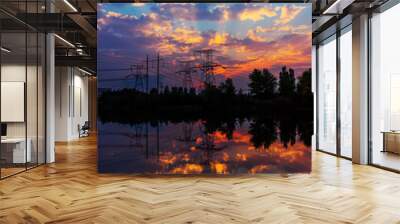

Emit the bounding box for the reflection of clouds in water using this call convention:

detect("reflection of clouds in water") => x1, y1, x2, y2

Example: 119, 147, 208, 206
98, 119, 311, 174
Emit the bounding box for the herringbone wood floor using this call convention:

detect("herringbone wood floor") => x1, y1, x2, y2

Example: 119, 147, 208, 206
1, 135, 400, 224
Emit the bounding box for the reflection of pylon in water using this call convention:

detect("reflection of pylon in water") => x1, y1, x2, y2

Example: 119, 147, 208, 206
126, 124, 144, 148
202, 134, 216, 151
176, 122, 196, 142
197, 124, 226, 152
197, 129, 227, 172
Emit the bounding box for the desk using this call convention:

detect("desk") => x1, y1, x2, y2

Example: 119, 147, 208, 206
382, 131, 400, 154
1, 138, 31, 163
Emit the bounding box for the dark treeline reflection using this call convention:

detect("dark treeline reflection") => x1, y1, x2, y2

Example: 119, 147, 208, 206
98, 114, 312, 174
98, 106, 312, 173
99, 110, 312, 150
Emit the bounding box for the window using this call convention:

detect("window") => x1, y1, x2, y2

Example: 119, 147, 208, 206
317, 35, 337, 154
0, 1, 46, 179
339, 26, 352, 158
370, 3, 400, 171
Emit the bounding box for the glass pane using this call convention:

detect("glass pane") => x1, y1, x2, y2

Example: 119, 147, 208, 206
1, 31, 27, 177
371, 5, 400, 171
317, 36, 337, 154
340, 28, 352, 158
26, 0, 39, 168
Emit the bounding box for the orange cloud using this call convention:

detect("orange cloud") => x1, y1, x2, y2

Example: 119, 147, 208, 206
171, 164, 203, 174
233, 132, 251, 144
267, 141, 309, 163
106, 11, 136, 20
141, 20, 173, 38
251, 25, 310, 35
222, 9, 230, 22
275, 6, 304, 25
209, 32, 228, 45
212, 131, 228, 144
246, 29, 268, 42
210, 162, 228, 174
236, 153, 248, 161
249, 165, 270, 174
238, 7, 278, 22
159, 152, 177, 165
172, 27, 204, 44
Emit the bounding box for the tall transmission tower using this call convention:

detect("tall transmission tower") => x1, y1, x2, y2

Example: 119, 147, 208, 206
176, 60, 196, 89
125, 64, 146, 92
194, 49, 222, 86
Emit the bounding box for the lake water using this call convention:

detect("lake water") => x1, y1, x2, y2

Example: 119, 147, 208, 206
98, 118, 311, 174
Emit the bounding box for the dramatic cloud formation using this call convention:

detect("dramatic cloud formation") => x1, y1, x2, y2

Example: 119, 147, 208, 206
238, 6, 278, 21
275, 5, 305, 25
98, 3, 311, 90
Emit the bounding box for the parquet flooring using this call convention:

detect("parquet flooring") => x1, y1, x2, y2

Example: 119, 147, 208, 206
1, 135, 400, 223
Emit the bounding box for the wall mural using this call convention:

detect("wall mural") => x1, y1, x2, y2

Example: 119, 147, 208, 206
97, 3, 313, 174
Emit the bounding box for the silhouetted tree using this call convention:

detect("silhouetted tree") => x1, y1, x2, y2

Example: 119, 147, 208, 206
249, 69, 263, 97
249, 69, 277, 99
219, 78, 236, 96
189, 87, 196, 95
296, 68, 312, 97
150, 88, 158, 95
279, 66, 296, 97
262, 69, 277, 99
164, 86, 170, 95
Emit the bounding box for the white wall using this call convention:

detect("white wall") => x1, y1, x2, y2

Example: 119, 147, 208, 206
55, 66, 70, 141
55, 66, 89, 141
1, 64, 42, 137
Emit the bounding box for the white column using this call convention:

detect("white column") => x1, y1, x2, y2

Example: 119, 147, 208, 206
352, 14, 369, 164
46, 32, 55, 163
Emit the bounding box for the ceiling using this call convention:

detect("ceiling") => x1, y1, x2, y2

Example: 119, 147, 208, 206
0, 0, 395, 74
0, 0, 97, 74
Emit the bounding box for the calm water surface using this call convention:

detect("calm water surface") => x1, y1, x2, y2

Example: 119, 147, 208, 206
98, 118, 311, 174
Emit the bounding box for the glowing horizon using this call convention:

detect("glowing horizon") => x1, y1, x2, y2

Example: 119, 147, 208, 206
98, 3, 312, 90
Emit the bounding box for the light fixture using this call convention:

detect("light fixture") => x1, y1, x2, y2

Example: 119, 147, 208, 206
63, 0, 78, 12
1, 47, 11, 53
78, 67, 93, 76
76, 48, 87, 56
54, 34, 75, 48
322, 0, 355, 15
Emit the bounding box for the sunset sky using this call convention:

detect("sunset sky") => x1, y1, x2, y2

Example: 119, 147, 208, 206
98, 3, 312, 90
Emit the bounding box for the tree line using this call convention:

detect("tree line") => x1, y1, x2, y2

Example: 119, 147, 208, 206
98, 66, 313, 122
249, 66, 311, 100
145, 66, 311, 101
